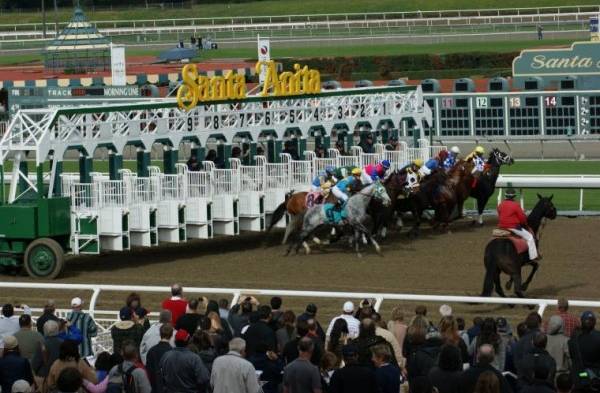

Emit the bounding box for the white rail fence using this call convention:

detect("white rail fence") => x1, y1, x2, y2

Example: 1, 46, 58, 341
1, 282, 599, 354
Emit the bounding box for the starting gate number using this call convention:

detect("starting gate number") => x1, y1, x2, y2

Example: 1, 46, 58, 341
476, 97, 488, 109
544, 96, 557, 107
442, 98, 454, 108
509, 97, 521, 108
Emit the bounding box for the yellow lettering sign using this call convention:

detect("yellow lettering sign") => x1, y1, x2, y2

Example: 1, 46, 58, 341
256, 60, 321, 97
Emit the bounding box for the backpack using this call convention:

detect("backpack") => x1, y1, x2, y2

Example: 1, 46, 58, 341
106, 364, 138, 393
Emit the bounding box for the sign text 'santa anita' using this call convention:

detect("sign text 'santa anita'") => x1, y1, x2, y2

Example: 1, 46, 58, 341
177, 60, 321, 110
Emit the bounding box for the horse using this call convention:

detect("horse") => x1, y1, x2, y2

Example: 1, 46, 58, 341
446, 159, 475, 220
470, 148, 514, 225
480, 194, 557, 299
369, 170, 408, 239
289, 181, 391, 257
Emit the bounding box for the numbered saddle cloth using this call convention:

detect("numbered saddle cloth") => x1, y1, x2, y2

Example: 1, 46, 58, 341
323, 203, 348, 225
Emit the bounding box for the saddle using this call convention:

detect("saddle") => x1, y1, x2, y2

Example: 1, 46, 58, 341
491, 228, 529, 254
305, 191, 325, 208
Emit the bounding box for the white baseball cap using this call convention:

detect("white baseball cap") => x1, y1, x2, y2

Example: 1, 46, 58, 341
11, 379, 32, 393
439, 304, 453, 317
343, 301, 354, 313
71, 297, 83, 307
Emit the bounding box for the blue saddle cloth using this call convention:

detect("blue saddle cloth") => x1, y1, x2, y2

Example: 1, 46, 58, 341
323, 203, 348, 224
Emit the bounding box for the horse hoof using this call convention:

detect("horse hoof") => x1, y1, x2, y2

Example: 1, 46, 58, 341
312, 237, 321, 245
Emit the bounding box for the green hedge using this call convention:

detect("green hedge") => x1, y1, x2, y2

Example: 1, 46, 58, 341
280, 52, 517, 80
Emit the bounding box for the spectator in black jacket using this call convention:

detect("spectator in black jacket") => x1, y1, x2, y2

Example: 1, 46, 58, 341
520, 363, 557, 393
247, 342, 284, 393
146, 323, 173, 393
243, 305, 276, 357
519, 333, 556, 386
460, 344, 512, 393
406, 317, 442, 383
429, 344, 463, 393
176, 298, 203, 335
353, 318, 397, 368
514, 313, 543, 374
328, 344, 378, 393
0, 336, 34, 393
298, 303, 326, 343
35, 299, 59, 335
568, 311, 600, 392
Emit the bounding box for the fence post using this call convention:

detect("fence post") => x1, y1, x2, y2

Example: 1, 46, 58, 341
89, 288, 101, 319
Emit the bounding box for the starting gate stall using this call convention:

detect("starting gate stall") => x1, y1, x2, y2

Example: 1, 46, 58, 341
282, 153, 312, 192
258, 156, 288, 229
329, 149, 360, 170
380, 141, 409, 170
179, 165, 213, 240
418, 138, 447, 161
205, 161, 239, 236
231, 158, 265, 231
149, 166, 187, 243
69, 179, 130, 254
60, 173, 80, 197
351, 146, 383, 168
305, 151, 336, 179
120, 169, 159, 247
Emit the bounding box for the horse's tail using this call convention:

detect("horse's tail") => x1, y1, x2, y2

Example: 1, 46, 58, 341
481, 244, 496, 297
267, 200, 288, 233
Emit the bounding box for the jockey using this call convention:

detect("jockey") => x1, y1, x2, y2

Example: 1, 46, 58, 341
401, 159, 423, 191
419, 151, 446, 178
311, 166, 337, 192
443, 146, 460, 171
497, 188, 539, 261
362, 160, 392, 185
332, 168, 362, 204
466, 146, 486, 175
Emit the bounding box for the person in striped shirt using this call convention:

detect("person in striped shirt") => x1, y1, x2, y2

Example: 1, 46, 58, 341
66, 297, 97, 357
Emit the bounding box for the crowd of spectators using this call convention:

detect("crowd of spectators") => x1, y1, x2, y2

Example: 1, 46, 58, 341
1, 287, 599, 393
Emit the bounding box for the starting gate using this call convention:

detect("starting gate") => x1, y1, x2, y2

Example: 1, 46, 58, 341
282, 153, 312, 192
149, 166, 186, 243
180, 165, 213, 240
231, 158, 265, 232
206, 161, 239, 236
258, 156, 288, 229
121, 169, 159, 247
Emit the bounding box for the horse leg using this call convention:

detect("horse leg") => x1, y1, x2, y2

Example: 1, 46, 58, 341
505, 278, 513, 291
521, 261, 539, 292
370, 236, 382, 256
476, 197, 485, 225
512, 273, 525, 298
282, 214, 297, 245
354, 229, 362, 258
493, 272, 507, 298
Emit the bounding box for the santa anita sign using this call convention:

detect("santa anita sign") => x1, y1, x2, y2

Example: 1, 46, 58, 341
513, 41, 600, 76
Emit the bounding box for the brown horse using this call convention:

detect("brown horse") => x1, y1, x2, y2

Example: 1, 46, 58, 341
267, 190, 338, 244
446, 159, 475, 220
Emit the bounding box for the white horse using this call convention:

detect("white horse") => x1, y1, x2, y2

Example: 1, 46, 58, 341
288, 181, 391, 257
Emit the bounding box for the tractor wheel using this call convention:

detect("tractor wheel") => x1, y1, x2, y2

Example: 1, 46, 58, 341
24, 238, 65, 279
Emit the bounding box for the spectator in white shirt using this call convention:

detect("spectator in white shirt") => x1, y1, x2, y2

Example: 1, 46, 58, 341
326, 302, 360, 339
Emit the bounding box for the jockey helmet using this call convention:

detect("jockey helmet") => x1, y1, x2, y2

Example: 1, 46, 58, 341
381, 160, 391, 169
325, 166, 335, 175
475, 146, 485, 154
413, 159, 424, 168
351, 168, 362, 176
450, 146, 460, 154
505, 188, 517, 199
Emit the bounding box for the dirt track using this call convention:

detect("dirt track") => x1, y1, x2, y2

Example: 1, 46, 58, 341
1, 216, 599, 324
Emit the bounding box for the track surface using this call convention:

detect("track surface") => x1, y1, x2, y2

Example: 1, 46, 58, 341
1, 216, 598, 324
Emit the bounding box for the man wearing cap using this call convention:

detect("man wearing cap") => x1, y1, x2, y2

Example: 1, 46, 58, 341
497, 188, 539, 261
0, 336, 34, 393
11, 379, 32, 393
328, 344, 378, 393
66, 297, 97, 357
297, 304, 325, 343
111, 306, 145, 355
35, 300, 59, 335
159, 329, 210, 393
326, 302, 360, 340
568, 311, 600, 391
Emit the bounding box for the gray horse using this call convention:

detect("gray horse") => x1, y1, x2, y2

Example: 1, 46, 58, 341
289, 181, 391, 257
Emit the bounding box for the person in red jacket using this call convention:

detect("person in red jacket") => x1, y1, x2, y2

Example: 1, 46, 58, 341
497, 188, 539, 260
161, 284, 188, 325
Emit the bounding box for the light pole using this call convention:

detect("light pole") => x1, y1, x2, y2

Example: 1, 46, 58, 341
42, 0, 46, 39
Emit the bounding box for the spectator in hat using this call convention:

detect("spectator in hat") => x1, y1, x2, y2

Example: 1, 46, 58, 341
47, 340, 97, 392
146, 324, 174, 393
66, 297, 97, 357
32, 320, 63, 386
328, 344, 378, 393
243, 305, 276, 357
161, 284, 188, 326
210, 337, 261, 393
568, 311, 600, 389
544, 298, 580, 338
35, 300, 59, 335
0, 336, 34, 393
111, 306, 146, 355
283, 337, 322, 393
13, 315, 43, 363
10, 379, 32, 393
326, 302, 360, 340
545, 315, 571, 373
176, 298, 203, 336
159, 329, 210, 393
140, 310, 174, 365
298, 304, 325, 343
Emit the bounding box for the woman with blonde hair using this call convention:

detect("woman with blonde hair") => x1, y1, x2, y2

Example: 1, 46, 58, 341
438, 316, 469, 364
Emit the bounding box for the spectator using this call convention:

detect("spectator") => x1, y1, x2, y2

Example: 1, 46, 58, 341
276, 310, 297, 353
326, 302, 360, 340
218, 299, 229, 320
328, 344, 377, 393
545, 315, 571, 373
306, 319, 325, 366
457, 317, 469, 345
270, 297, 284, 330
111, 306, 145, 355
497, 317, 516, 373
520, 362, 556, 393
405, 316, 441, 382
460, 344, 511, 393
283, 337, 322, 393
159, 329, 210, 393
334, 140, 347, 156
429, 344, 463, 393
411, 376, 436, 393
467, 317, 484, 347
248, 343, 284, 393
372, 313, 403, 365
229, 297, 257, 337
205, 149, 224, 169
514, 312, 543, 374
210, 337, 261, 393
353, 318, 397, 368
473, 318, 506, 371
55, 367, 82, 393
0, 336, 34, 393
537, 24, 543, 40
35, 300, 59, 335
544, 298, 580, 338
57, 319, 82, 345
161, 284, 188, 325
243, 305, 276, 357
567, 311, 600, 392
315, 145, 326, 158
387, 306, 408, 358
358, 134, 375, 154
191, 330, 217, 373
13, 315, 43, 363
146, 324, 174, 392
66, 297, 97, 357
439, 316, 468, 364
298, 304, 326, 343
10, 379, 32, 393
1, 304, 30, 345
120, 292, 150, 332
320, 351, 338, 390
520, 333, 556, 385
107, 342, 152, 393
186, 155, 200, 171
555, 373, 572, 393
140, 310, 174, 365
206, 311, 228, 355
176, 298, 203, 335
81, 351, 116, 393
371, 344, 401, 393
474, 371, 501, 393
283, 140, 300, 160
206, 300, 233, 342
47, 340, 97, 391
31, 320, 63, 387
326, 319, 349, 367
